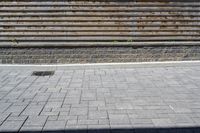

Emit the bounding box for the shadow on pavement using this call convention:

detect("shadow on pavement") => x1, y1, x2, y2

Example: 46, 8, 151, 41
0, 127, 200, 133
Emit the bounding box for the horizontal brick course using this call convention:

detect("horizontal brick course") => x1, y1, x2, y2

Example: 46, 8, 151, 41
0, 46, 200, 64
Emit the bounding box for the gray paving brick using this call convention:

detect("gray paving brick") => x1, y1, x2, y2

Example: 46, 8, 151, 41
24, 116, 48, 127
46, 87, 62, 92
18, 91, 36, 100
115, 103, 133, 110
65, 125, 87, 130
89, 101, 105, 107
3, 91, 23, 100
43, 120, 66, 130
169, 105, 192, 113
132, 123, 155, 128
50, 93, 66, 99
78, 120, 98, 125
58, 115, 77, 121
168, 114, 194, 124
40, 111, 59, 116
45, 101, 63, 108
88, 124, 110, 130
20, 126, 43, 132
6, 116, 28, 121
64, 97, 80, 104
109, 114, 130, 125
98, 119, 110, 125
71, 103, 88, 108
89, 111, 108, 119
152, 118, 174, 127
0, 120, 24, 132
21, 105, 44, 116
130, 118, 153, 125
67, 119, 77, 125
47, 116, 58, 121
78, 115, 88, 120
82, 91, 96, 101
33, 93, 50, 102
52, 106, 70, 112
5, 105, 27, 115
0, 86, 14, 92
69, 107, 88, 116
0, 112, 10, 125
59, 111, 69, 116
191, 117, 200, 125
0, 103, 12, 113
110, 124, 133, 129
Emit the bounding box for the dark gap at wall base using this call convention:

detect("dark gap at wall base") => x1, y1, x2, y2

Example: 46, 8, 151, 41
0, 46, 200, 64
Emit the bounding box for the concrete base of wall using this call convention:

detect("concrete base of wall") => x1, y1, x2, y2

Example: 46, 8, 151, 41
0, 46, 200, 64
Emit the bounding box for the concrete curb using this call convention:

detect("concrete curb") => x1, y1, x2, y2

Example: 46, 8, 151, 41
0, 61, 200, 70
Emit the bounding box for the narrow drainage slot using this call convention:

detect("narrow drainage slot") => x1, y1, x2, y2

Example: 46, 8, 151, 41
31, 71, 54, 76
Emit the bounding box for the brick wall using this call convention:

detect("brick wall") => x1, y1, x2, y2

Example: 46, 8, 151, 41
0, 46, 200, 64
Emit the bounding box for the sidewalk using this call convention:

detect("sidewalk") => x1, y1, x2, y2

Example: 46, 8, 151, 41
0, 62, 200, 133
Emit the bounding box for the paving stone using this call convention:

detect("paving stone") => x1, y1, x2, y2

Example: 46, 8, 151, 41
40, 111, 59, 116
65, 125, 88, 130
0, 120, 24, 132
18, 91, 37, 100
78, 115, 88, 120
21, 105, 44, 116
59, 111, 69, 116
24, 116, 48, 127
89, 101, 105, 107
7, 116, 28, 121
98, 119, 110, 125
20, 126, 43, 132
89, 111, 108, 120
0, 112, 10, 125
64, 97, 80, 104
69, 107, 88, 116
82, 91, 96, 101
191, 117, 200, 126
152, 118, 174, 127
172, 107, 192, 113
130, 118, 153, 125
3, 91, 23, 100
45, 101, 63, 108
168, 114, 194, 124
132, 123, 155, 128
47, 116, 58, 121
58, 115, 77, 121
109, 114, 130, 125
89, 124, 110, 129
5, 105, 27, 115
115, 103, 133, 110
33, 93, 50, 102
50, 93, 66, 99
0, 103, 12, 113
78, 120, 98, 125
43, 120, 66, 130
71, 103, 88, 108
67, 119, 77, 125
46, 87, 62, 93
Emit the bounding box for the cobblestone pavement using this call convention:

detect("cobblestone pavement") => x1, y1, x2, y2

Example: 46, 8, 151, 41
0, 62, 200, 132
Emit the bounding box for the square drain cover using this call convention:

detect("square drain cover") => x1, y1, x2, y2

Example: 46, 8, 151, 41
32, 71, 54, 76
